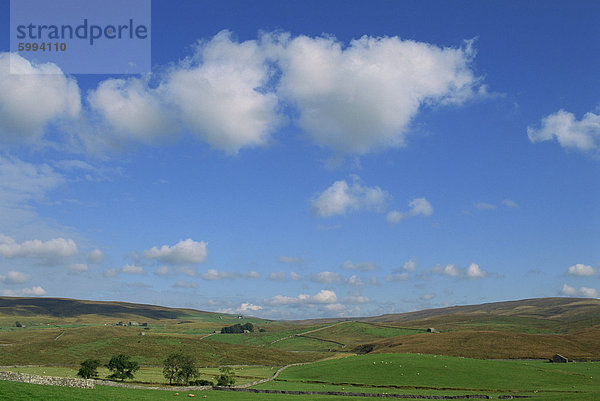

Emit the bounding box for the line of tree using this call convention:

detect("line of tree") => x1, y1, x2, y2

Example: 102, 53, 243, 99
220, 322, 254, 333
76, 354, 139, 381
77, 352, 235, 387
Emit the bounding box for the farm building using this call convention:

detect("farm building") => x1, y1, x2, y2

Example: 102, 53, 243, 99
552, 354, 568, 363
426, 328, 437, 333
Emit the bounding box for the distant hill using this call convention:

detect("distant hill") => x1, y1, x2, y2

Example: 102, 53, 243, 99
0, 296, 599, 363
0, 296, 213, 321
357, 297, 600, 333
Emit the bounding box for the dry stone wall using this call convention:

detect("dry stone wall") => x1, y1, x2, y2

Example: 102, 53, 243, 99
0, 371, 95, 388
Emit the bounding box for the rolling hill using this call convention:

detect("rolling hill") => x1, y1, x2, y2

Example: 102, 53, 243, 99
1, 296, 599, 364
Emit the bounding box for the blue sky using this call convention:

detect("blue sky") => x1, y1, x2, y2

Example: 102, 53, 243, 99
0, 0, 599, 319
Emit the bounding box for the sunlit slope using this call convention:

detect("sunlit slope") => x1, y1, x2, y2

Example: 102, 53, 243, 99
357, 297, 600, 334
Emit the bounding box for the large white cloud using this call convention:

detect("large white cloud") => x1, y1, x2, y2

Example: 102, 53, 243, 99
311, 176, 388, 217
276, 34, 481, 153
566, 263, 596, 276
0, 234, 77, 262
0, 53, 80, 143
527, 110, 600, 153
143, 239, 208, 265
87, 78, 177, 145
163, 30, 284, 153
561, 283, 598, 298
83, 31, 481, 154
0, 270, 31, 284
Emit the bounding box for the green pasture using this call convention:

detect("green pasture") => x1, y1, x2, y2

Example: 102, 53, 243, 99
269, 353, 599, 400
0, 381, 387, 401
0, 365, 277, 386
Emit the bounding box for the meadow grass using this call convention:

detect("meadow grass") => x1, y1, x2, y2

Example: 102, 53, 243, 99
0, 365, 278, 386
0, 381, 394, 401
271, 353, 599, 398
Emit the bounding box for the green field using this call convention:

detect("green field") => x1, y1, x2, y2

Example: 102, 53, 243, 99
1, 354, 598, 400
0, 365, 277, 386
264, 353, 600, 400
1, 297, 600, 400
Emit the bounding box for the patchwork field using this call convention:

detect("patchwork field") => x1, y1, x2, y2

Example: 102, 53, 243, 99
1, 296, 599, 400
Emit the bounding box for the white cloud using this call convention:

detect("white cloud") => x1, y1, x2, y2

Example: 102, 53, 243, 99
173, 281, 198, 289
502, 199, 519, 208
385, 210, 405, 224
346, 275, 365, 286
527, 109, 600, 152
1, 285, 46, 296
0, 156, 65, 212
341, 260, 379, 271
164, 30, 284, 153
144, 239, 208, 265
434, 264, 460, 277
290, 272, 303, 281
279, 256, 302, 264
561, 283, 599, 298
421, 293, 435, 301
465, 263, 487, 279
311, 176, 388, 217
200, 269, 237, 280
324, 303, 346, 312
268, 271, 287, 281
103, 268, 119, 278
68, 263, 88, 274
311, 271, 342, 284
403, 259, 417, 271
433, 262, 488, 279
343, 295, 370, 304
580, 287, 599, 298
385, 272, 409, 282
387, 198, 433, 225
0, 270, 31, 284
245, 271, 261, 279
0, 235, 77, 263
122, 264, 145, 274
155, 266, 171, 276
0, 53, 80, 144
264, 289, 338, 306
567, 263, 596, 276
276, 35, 481, 154
87, 249, 103, 264
240, 302, 262, 312
104, 264, 144, 277
474, 202, 497, 211
175, 267, 197, 277
87, 77, 176, 145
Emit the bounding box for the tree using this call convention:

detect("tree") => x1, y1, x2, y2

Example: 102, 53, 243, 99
106, 354, 139, 381
77, 358, 101, 379
220, 322, 254, 334
215, 366, 236, 387
163, 352, 200, 385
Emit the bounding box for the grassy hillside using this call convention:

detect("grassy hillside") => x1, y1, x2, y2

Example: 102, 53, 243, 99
258, 353, 600, 400
358, 297, 600, 334
1, 296, 599, 365
364, 327, 600, 360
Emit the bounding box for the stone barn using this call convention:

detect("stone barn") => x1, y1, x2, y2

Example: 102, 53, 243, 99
552, 354, 568, 363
